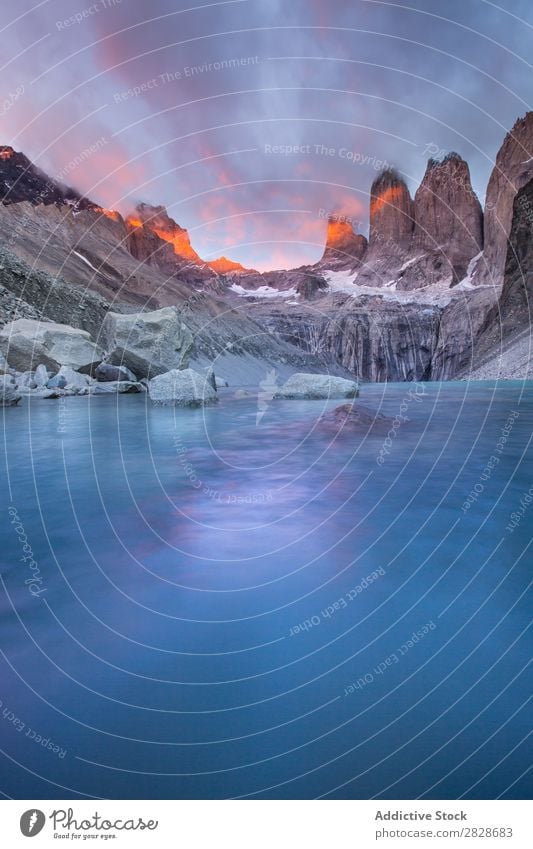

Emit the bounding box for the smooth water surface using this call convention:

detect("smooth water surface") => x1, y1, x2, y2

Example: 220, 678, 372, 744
0, 381, 531, 799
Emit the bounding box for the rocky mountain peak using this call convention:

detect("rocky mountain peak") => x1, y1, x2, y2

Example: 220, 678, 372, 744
126, 203, 201, 263
369, 168, 414, 247
0, 146, 17, 161
413, 151, 483, 278
125, 203, 252, 275
320, 214, 368, 269
0, 145, 98, 210
208, 256, 247, 273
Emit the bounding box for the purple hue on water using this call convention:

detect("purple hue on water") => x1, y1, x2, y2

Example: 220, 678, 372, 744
0, 381, 531, 799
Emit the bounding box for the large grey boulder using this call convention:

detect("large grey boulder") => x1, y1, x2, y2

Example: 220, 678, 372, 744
101, 307, 194, 380
148, 368, 218, 407
0, 319, 103, 372
0, 375, 21, 406
274, 372, 359, 400
95, 362, 137, 383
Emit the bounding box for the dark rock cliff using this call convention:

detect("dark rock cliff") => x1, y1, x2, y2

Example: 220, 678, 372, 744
473, 112, 533, 287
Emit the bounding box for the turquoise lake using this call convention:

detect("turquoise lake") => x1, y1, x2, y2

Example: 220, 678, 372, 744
0, 381, 531, 799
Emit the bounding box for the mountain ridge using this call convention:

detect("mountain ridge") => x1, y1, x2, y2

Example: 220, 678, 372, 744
0, 111, 531, 383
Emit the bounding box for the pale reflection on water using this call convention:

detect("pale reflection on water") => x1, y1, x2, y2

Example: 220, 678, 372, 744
0, 382, 531, 798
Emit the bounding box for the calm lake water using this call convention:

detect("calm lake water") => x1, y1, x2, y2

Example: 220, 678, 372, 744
0, 381, 531, 799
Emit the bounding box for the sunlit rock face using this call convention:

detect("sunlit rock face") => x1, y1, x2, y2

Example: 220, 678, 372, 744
127, 203, 202, 262
354, 169, 415, 289
125, 202, 250, 280
473, 112, 533, 287
320, 216, 368, 270
208, 256, 248, 273
369, 168, 414, 248
344, 157, 484, 291
125, 202, 206, 279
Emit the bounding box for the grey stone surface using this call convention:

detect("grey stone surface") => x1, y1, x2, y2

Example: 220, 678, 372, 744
95, 362, 137, 382
0, 318, 103, 372
473, 112, 533, 287
148, 368, 218, 406
57, 366, 91, 392
34, 364, 49, 386
47, 374, 67, 389
15, 370, 37, 391
274, 372, 359, 400
91, 381, 144, 394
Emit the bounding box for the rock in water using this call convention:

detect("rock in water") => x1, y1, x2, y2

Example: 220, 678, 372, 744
34, 388, 65, 399
0, 318, 103, 372
148, 368, 218, 407
95, 363, 137, 383
274, 372, 359, 400
318, 402, 392, 434
91, 381, 144, 394
0, 375, 21, 406
102, 307, 194, 379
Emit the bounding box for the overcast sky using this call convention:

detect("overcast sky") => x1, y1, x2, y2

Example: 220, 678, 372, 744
2, 0, 532, 269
